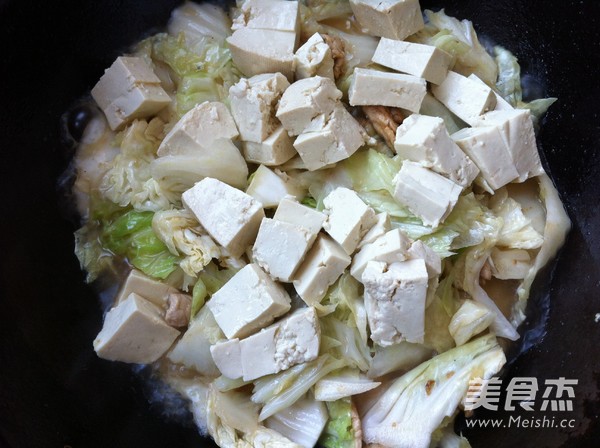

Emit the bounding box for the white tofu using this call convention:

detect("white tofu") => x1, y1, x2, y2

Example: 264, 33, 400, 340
242, 126, 297, 166
94, 293, 180, 364
294, 105, 365, 171
350, 0, 424, 40
157, 102, 239, 156
348, 68, 426, 113
240, 307, 320, 381
273, 197, 326, 239
182, 178, 265, 258
393, 161, 463, 228
91, 56, 171, 130
276, 76, 342, 136
406, 240, 441, 279
227, 28, 296, 80
351, 229, 411, 281
358, 212, 391, 249
394, 114, 479, 187
246, 165, 304, 208
468, 74, 514, 111
323, 187, 376, 255
232, 0, 300, 33
362, 259, 428, 346
431, 71, 497, 125
472, 109, 544, 182
210, 339, 243, 379
229, 73, 290, 143
451, 126, 519, 190
239, 326, 279, 381
294, 33, 335, 80
206, 264, 291, 339
372, 39, 452, 85
252, 218, 313, 282
167, 306, 223, 377
293, 235, 351, 305
115, 269, 178, 307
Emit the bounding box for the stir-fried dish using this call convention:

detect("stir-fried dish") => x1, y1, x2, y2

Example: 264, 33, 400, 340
70, 0, 571, 446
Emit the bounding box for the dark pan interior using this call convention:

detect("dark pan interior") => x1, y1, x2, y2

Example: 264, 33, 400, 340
0, 0, 599, 447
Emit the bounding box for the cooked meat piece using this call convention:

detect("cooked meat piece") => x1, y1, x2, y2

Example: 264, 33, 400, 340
322, 33, 346, 80
165, 293, 192, 328
361, 106, 397, 149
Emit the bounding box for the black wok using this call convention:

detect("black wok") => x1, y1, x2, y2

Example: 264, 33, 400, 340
0, 0, 598, 447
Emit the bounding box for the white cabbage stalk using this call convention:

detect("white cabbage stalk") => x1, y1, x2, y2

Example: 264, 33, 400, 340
368, 342, 434, 379
448, 300, 494, 346
513, 174, 571, 324
321, 316, 371, 372
252, 355, 345, 421
424, 9, 498, 86
315, 368, 380, 401
246, 165, 306, 208
207, 386, 302, 448
167, 306, 223, 377
361, 335, 506, 448
168, 1, 232, 44
210, 385, 260, 434
490, 247, 531, 280
152, 209, 221, 277
151, 140, 249, 192
492, 196, 544, 249
265, 394, 328, 447
462, 243, 520, 341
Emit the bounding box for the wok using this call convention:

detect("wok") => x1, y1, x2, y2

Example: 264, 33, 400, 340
0, 0, 598, 447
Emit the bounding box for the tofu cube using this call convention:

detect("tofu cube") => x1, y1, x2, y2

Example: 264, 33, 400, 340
240, 307, 320, 381
91, 57, 171, 131
227, 28, 296, 80
273, 197, 326, 240
276, 76, 342, 136
229, 73, 290, 143
350, 0, 424, 40
323, 187, 376, 255
348, 68, 427, 113
246, 165, 304, 208
294, 105, 365, 171
294, 32, 335, 80
451, 126, 519, 190
94, 293, 180, 364
115, 269, 178, 307
206, 264, 291, 339
210, 339, 243, 379
372, 39, 452, 85
293, 235, 351, 305
239, 326, 279, 380
472, 109, 544, 182
362, 259, 428, 346
431, 71, 497, 125
232, 0, 300, 34
252, 218, 314, 281
157, 101, 239, 156
351, 229, 411, 281
394, 114, 479, 187
468, 74, 514, 111
243, 126, 297, 166
393, 161, 463, 228
406, 240, 442, 278
358, 212, 391, 249
182, 178, 265, 258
